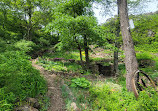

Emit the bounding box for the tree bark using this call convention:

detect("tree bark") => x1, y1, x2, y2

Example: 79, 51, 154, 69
117, 0, 139, 92
114, 16, 120, 77
78, 45, 83, 62
27, 0, 32, 41
114, 44, 119, 76
84, 35, 89, 69
75, 37, 83, 63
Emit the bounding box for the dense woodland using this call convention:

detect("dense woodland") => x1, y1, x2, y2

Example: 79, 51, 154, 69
0, 0, 158, 110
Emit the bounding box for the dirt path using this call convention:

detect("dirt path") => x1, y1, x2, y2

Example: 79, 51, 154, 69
32, 59, 65, 111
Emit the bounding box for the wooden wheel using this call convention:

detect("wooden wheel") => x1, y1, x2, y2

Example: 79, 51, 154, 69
132, 70, 156, 99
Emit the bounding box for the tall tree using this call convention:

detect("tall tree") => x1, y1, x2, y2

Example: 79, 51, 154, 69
48, 0, 100, 68
117, 0, 139, 92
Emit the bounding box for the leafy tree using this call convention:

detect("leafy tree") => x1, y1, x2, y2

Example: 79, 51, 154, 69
46, 0, 102, 68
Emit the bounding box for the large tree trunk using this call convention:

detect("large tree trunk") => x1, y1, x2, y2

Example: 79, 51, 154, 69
117, 0, 139, 92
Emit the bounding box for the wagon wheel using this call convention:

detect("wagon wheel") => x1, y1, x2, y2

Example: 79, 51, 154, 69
132, 70, 157, 98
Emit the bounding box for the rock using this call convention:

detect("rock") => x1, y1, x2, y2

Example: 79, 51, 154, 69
26, 98, 40, 109
14, 105, 39, 111
27, 98, 37, 104
70, 102, 78, 111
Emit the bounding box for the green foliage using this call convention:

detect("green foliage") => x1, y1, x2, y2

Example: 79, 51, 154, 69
136, 52, 158, 70
44, 51, 83, 61
48, 14, 100, 51
89, 81, 158, 111
56, 0, 92, 16
70, 77, 91, 88
38, 95, 50, 111
14, 40, 36, 53
0, 39, 7, 53
136, 52, 153, 60
38, 57, 82, 73
61, 81, 92, 111
131, 13, 158, 46
137, 90, 158, 111
0, 88, 15, 110
0, 51, 47, 110
135, 43, 158, 52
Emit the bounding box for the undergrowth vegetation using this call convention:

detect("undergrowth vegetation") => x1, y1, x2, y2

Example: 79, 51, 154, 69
62, 77, 158, 111
0, 50, 47, 110
38, 57, 83, 73
89, 81, 157, 111
53, 49, 158, 111
37, 51, 86, 73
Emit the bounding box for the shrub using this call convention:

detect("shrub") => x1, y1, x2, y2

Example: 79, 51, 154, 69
0, 51, 47, 110
89, 81, 158, 111
136, 52, 153, 60
14, 40, 36, 53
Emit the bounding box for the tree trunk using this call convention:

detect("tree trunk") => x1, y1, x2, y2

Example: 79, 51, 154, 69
114, 16, 120, 77
78, 45, 83, 62
78, 44, 84, 67
84, 35, 89, 69
27, 1, 32, 41
114, 46, 119, 76
117, 0, 139, 92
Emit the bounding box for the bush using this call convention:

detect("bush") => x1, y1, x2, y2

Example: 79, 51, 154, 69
89, 81, 158, 111
14, 40, 36, 53
0, 51, 47, 110
136, 52, 153, 60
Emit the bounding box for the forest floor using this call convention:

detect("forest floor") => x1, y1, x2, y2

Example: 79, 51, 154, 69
32, 59, 65, 111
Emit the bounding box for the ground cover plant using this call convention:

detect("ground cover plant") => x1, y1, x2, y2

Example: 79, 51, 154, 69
89, 80, 158, 111
61, 74, 157, 111
61, 77, 93, 111
0, 51, 47, 110
37, 51, 85, 73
